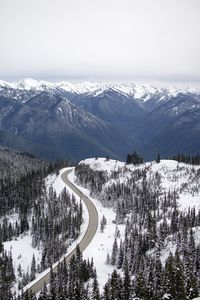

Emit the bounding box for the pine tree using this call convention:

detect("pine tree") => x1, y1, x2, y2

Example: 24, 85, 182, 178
122, 260, 131, 300
164, 252, 176, 299
109, 270, 123, 300
17, 264, 22, 278
38, 282, 49, 300
91, 270, 100, 300
106, 253, 110, 265
30, 254, 36, 281
111, 238, 118, 265
174, 250, 187, 300
156, 153, 160, 163
49, 265, 56, 300
103, 282, 110, 300
134, 272, 148, 300
117, 240, 123, 269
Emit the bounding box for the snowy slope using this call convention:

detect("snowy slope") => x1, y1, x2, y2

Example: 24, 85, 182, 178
73, 157, 200, 292
3, 167, 89, 295
1, 78, 200, 101
68, 168, 125, 291
80, 158, 200, 212
4, 158, 200, 296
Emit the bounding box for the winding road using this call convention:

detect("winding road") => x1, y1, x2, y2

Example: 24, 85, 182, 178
25, 168, 98, 295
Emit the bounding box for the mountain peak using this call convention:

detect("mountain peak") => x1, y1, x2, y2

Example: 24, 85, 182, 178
17, 78, 40, 90
0, 79, 200, 100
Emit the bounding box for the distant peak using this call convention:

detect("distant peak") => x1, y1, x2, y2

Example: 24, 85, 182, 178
0, 79, 199, 100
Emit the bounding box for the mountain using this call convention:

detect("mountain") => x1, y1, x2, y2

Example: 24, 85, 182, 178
0, 146, 47, 179
0, 86, 134, 160
136, 93, 200, 159
0, 78, 200, 160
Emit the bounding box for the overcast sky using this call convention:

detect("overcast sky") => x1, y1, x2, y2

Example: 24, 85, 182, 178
0, 0, 200, 85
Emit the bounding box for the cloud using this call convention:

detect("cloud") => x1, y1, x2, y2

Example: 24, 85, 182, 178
0, 0, 200, 84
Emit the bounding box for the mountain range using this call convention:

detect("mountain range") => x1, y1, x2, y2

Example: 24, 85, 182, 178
0, 78, 200, 161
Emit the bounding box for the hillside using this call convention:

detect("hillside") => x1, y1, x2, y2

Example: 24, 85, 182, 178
72, 157, 200, 300
0, 146, 47, 180
1, 79, 200, 160
2, 155, 200, 299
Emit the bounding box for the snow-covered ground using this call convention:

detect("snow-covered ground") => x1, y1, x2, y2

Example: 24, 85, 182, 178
4, 167, 89, 295
4, 233, 42, 279
81, 157, 200, 212
77, 157, 200, 272
47, 159, 200, 291
4, 157, 200, 295
69, 169, 125, 291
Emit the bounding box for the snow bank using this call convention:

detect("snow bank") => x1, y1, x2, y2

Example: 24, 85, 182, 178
69, 169, 125, 291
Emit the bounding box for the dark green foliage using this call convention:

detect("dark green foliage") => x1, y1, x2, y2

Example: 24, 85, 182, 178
103, 270, 123, 300
0, 149, 76, 296
33, 246, 96, 300
156, 153, 160, 163
134, 272, 148, 300
173, 153, 200, 165
0, 250, 15, 300
76, 158, 200, 300
126, 151, 143, 165
75, 163, 108, 195
91, 270, 100, 300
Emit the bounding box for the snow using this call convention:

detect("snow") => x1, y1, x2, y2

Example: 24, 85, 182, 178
0, 78, 55, 92
57, 107, 62, 113
0, 213, 19, 226
81, 158, 200, 212
4, 157, 200, 295
1, 78, 200, 101
134, 85, 148, 99
80, 157, 125, 174
77, 157, 200, 272
68, 169, 125, 291
4, 233, 42, 279
3, 167, 89, 296
55, 81, 106, 95
0, 79, 10, 89
27, 168, 88, 285
16, 167, 90, 296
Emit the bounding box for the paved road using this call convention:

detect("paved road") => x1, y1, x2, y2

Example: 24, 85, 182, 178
25, 168, 98, 295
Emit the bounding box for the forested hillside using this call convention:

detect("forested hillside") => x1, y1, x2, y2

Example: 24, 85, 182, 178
0, 148, 82, 299
1, 80, 200, 161
73, 157, 200, 300
2, 152, 200, 300
21, 157, 200, 300
0, 147, 47, 179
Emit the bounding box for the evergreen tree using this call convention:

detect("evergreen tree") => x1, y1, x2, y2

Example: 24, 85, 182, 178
122, 260, 131, 300
30, 255, 36, 281
109, 270, 123, 300
174, 250, 187, 300
91, 270, 100, 300
156, 153, 160, 163
111, 238, 118, 265
134, 272, 148, 300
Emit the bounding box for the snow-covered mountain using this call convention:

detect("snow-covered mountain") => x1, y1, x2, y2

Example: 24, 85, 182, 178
0, 78, 200, 161
1, 78, 200, 100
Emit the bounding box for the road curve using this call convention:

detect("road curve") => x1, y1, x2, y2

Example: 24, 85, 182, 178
26, 168, 98, 295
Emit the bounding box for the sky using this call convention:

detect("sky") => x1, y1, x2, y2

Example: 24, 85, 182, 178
0, 0, 200, 85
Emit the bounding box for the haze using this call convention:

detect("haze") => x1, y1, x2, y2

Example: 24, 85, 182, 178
0, 0, 200, 85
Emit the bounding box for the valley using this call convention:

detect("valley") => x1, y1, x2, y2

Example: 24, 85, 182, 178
0, 79, 200, 161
